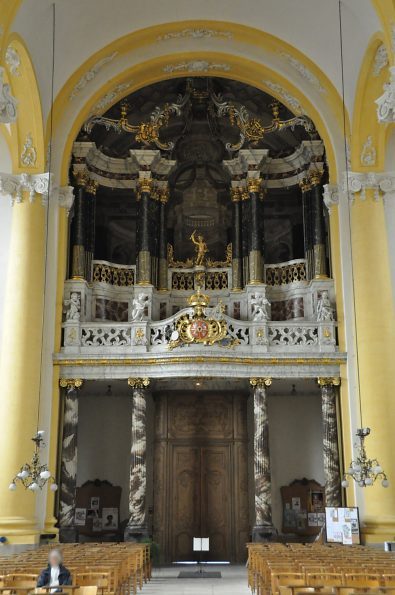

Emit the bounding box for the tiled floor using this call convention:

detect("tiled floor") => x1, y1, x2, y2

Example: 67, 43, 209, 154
143, 565, 250, 594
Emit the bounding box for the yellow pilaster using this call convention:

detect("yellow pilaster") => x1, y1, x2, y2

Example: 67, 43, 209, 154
351, 190, 395, 542
0, 197, 46, 543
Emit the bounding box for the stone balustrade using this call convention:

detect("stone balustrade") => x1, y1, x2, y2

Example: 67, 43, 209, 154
62, 305, 336, 355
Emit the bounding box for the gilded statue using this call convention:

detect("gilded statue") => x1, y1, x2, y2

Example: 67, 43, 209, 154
190, 230, 208, 267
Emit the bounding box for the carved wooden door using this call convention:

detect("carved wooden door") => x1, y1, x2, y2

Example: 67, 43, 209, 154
170, 445, 231, 562
154, 392, 249, 563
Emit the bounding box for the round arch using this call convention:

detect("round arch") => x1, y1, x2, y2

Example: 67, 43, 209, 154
45, 21, 350, 186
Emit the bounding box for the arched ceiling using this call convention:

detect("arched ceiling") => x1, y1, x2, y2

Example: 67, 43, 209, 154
85, 77, 317, 160
9, 0, 380, 123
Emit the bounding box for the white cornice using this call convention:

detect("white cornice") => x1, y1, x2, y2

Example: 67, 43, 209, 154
324, 172, 395, 212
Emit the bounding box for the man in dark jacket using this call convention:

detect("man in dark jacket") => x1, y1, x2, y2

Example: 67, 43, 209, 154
37, 549, 72, 589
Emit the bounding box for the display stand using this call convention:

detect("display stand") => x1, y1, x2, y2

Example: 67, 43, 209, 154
178, 538, 221, 579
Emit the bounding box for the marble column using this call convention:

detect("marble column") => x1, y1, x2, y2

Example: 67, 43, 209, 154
318, 377, 342, 507
158, 186, 169, 291
125, 377, 150, 540
84, 179, 98, 282
58, 378, 83, 542
300, 178, 314, 280
247, 178, 264, 284
310, 171, 328, 278
250, 378, 275, 539
231, 185, 243, 290
136, 179, 153, 285
71, 170, 88, 279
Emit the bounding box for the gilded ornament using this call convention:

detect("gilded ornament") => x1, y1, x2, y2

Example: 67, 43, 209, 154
247, 178, 262, 193
250, 377, 272, 387
309, 170, 323, 186
86, 179, 99, 195
75, 169, 89, 187
190, 230, 209, 267
59, 378, 83, 390
167, 244, 194, 269
127, 377, 150, 389
206, 243, 232, 268
317, 377, 341, 387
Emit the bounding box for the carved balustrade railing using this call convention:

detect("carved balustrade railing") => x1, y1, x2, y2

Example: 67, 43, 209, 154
92, 260, 136, 287
62, 307, 336, 355
264, 259, 307, 286
169, 268, 230, 291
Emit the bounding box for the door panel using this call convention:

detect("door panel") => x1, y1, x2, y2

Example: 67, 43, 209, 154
201, 447, 231, 561
171, 446, 200, 561
154, 392, 250, 564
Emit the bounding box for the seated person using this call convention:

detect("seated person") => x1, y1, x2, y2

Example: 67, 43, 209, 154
37, 549, 72, 589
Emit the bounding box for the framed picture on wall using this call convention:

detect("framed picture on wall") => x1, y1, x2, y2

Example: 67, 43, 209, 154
90, 496, 100, 510
102, 507, 118, 530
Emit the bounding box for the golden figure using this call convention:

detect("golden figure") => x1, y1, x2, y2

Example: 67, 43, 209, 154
190, 230, 208, 267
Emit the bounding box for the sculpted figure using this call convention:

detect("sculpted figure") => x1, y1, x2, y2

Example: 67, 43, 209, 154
316, 290, 334, 321
190, 230, 208, 266
251, 293, 271, 321
64, 292, 80, 321
131, 293, 149, 321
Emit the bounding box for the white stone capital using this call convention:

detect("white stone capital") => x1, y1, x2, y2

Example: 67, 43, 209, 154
323, 184, 340, 214
0, 172, 50, 206
129, 149, 161, 169
0, 173, 75, 211
345, 171, 395, 202
376, 66, 395, 122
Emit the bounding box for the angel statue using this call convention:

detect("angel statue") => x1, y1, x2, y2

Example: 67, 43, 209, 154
190, 229, 208, 267
131, 293, 149, 321
316, 290, 334, 322
64, 292, 81, 321
251, 293, 271, 322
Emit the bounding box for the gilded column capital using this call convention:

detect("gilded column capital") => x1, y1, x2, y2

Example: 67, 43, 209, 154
231, 186, 242, 202
250, 377, 272, 388
317, 377, 341, 387
59, 378, 84, 390
247, 177, 262, 193
137, 177, 155, 196
309, 169, 323, 187
86, 179, 99, 195
74, 169, 89, 187
127, 377, 150, 389
299, 177, 312, 193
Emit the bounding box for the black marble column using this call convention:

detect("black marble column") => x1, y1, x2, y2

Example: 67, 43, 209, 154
247, 178, 264, 284
84, 179, 98, 282
136, 180, 153, 285
71, 172, 88, 279
310, 172, 328, 278
300, 178, 314, 280
58, 379, 83, 542
319, 378, 342, 507
125, 378, 150, 541
158, 187, 169, 291
250, 378, 275, 540
231, 187, 243, 290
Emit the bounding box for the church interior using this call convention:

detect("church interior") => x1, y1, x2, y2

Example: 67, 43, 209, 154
0, 1, 394, 593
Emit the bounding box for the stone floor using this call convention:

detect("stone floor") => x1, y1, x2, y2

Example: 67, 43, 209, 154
143, 565, 250, 594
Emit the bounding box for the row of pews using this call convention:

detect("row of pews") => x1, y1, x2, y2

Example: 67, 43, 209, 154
247, 543, 395, 595
0, 543, 151, 594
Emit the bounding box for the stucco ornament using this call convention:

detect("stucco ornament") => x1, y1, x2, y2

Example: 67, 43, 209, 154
0, 67, 17, 123
360, 136, 376, 167
251, 294, 271, 322
20, 133, 37, 167
163, 60, 231, 74
376, 66, 395, 122
89, 82, 133, 115
262, 80, 303, 114
5, 46, 21, 76
372, 43, 388, 77
280, 53, 325, 94
158, 28, 232, 41
69, 52, 118, 99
